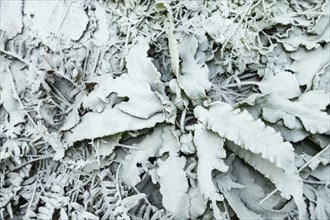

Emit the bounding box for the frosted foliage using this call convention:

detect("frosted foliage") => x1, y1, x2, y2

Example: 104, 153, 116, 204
0, 0, 329, 220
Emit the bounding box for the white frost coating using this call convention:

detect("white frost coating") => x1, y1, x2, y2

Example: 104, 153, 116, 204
92, 2, 110, 46
176, 36, 211, 105
120, 127, 163, 187
290, 44, 330, 88
298, 90, 329, 110
157, 156, 189, 220
259, 71, 301, 99
228, 142, 306, 218
126, 37, 162, 90
188, 186, 207, 219
194, 102, 297, 174
156, 126, 190, 219
83, 74, 164, 119
223, 190, 263, 220
243, 94, 330, 134
0, 0, 23, 39
193, 124, 228, 200
24, 1, 88, 41
63, 108, 164, 146
179, 36, 211, 91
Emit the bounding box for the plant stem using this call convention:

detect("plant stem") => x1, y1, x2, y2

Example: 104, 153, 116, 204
223, 81, 259, 88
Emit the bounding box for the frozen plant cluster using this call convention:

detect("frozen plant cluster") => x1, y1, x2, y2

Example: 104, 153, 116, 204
0, 0, 329, 219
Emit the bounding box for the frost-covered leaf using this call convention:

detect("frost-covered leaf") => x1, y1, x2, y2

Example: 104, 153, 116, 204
227, 142, 306, 218
310, 165, 330, 183
84, 75, 164, 118
157, 127, 189, 219
63, 74, 166, 145
271, 0, 311, 27
204, 12, 235, 45
290, 44, 330, 88
63, 107, 164, 146
312, 63, 330, 92
92, 2, 110, 46
270, 120, 309, 142
177, 75, 209, 106
239, 93, 330, 134
309, 1, 330, 44
155, 2, 179, 77
223, 190, 263, 220
187, 186, 207, 219
231, 158, 296, 219
193, 123, 228, 200
215, 174, 245, 193
25, 0, 88, 41
312, 187, 330, 220
125, 36, 176, 122
298, 90, 330, 110
0, 0, 23, 39
175, 36, 211, 105
119, 126, 163, 187
82, 211, 99, 220
126, 37, 162, 91
96, 134, 121, 157
195, 101, 297, 174
278, 27, 328, 51
259, 71, 301, 99
179, 36, 211, 91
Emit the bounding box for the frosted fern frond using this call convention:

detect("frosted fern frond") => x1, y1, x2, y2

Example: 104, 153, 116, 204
194, 101, 297, 174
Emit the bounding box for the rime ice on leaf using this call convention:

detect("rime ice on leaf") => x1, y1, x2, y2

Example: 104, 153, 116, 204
25, 1, 88, 41
0, 0, 23, 39
195, 102, 297, 174
193, 124, 228, 201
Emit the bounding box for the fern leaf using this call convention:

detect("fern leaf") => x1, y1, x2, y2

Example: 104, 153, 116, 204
228, 142, 306, 218
194, 101, 297, 174
193, 123, 228, 201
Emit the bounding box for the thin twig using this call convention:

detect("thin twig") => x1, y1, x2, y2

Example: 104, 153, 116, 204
9, 156, 52, 173
0, 49, 37, 70
221, 0, 254, 58
23, 163, 40, 219
223, 81, 259, 89
119, 24, 131, 70
180, 108, 187, 133
115, 164, 122, 201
